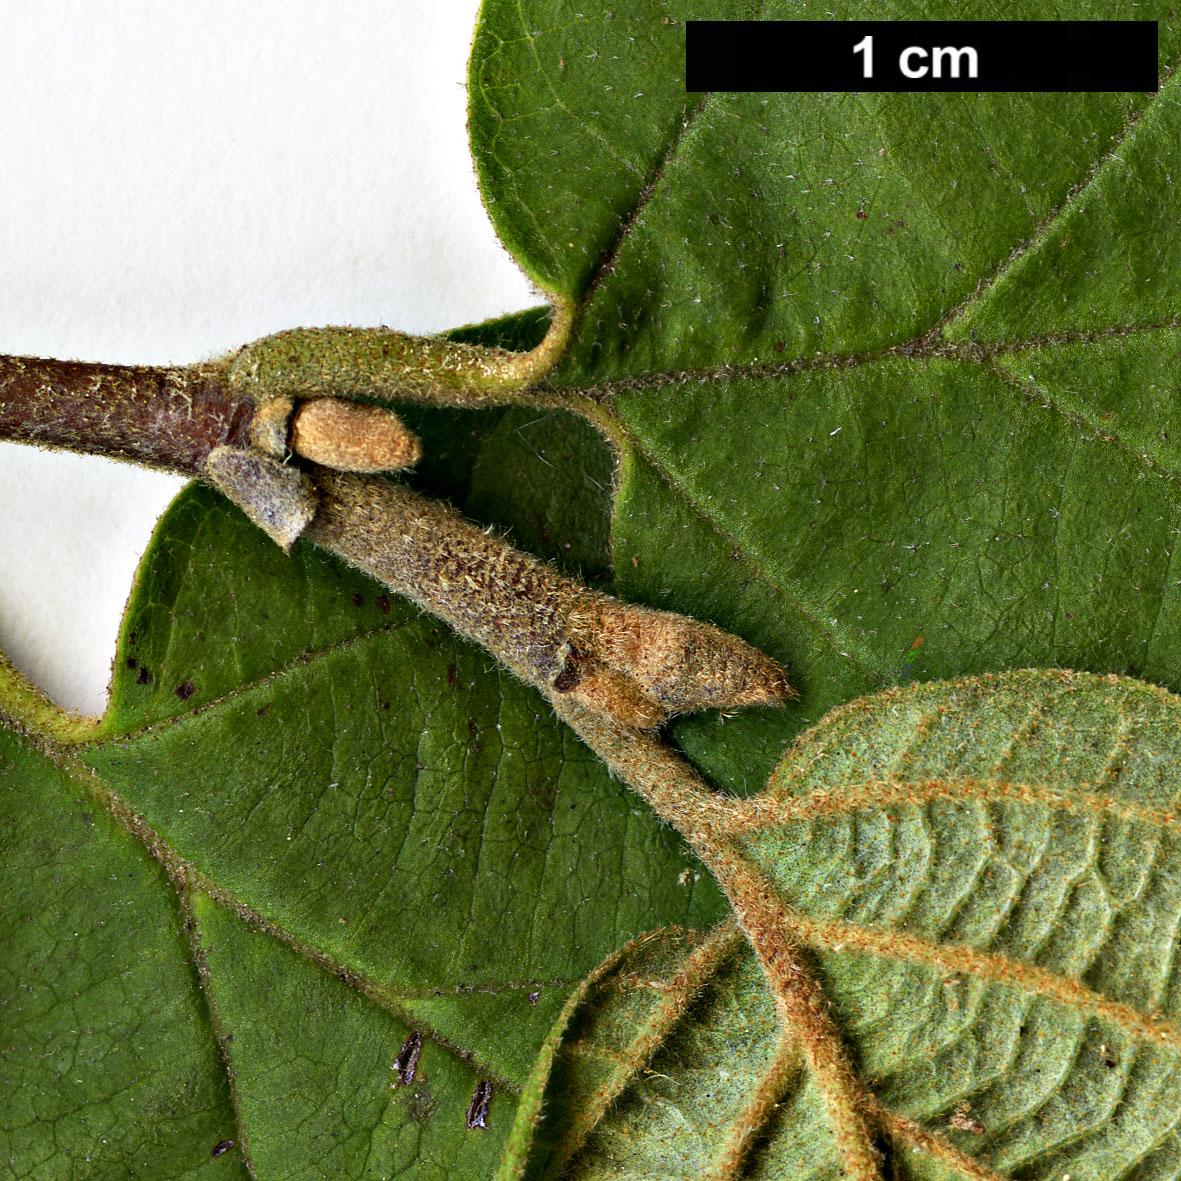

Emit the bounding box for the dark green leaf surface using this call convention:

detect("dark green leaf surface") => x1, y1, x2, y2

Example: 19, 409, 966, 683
471, 0, 1181, 791
505, 672, 1181, 1179
1, 368, 722, 1175
191, 893, 511, 1179
0, 726, 246, 1179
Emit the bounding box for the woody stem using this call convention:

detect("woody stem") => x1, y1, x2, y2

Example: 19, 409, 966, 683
0, 354, 250, 476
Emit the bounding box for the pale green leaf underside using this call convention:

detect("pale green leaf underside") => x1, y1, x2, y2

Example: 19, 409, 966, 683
506, 672, 1181, 1179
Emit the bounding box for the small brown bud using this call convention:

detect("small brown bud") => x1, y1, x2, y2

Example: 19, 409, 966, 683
560, 660, 668, 731
249, 396, 295, 458
290, 398, 421, 473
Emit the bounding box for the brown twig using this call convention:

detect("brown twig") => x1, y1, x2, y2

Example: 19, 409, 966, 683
0, 304, 578, 473
0, 354, 247, 475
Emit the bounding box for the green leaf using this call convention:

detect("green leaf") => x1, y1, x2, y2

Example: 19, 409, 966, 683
1, 311, 728, 1174
471, 0, 1181, 792
189, 892, 511, 1179
504, 671, 1181, 1179
0, 723, 246, 1178
7, 1, 1181, 1176
466, 3, 1181, 1173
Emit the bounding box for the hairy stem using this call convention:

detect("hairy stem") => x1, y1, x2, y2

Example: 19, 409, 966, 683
0, 304, 577, 472
0, 355, 248, 475
546, 699, 884, 1181
304, 469, 788, 729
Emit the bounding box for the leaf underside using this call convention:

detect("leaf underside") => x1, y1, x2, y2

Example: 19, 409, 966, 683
505, 671, 1181, 1180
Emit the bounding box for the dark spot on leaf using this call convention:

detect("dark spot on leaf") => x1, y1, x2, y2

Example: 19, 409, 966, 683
468, 717, 479, 737
774, 340, 785, 353
855, 208, 868, 219
466, 1080, 492, 1130
529, 780, 556, 810
212, 1140, 234, 1158
394, 1032, 423, 1086
528, 992, 540, 1007
175, 680, 196, 701
256, 703, 272, 717
125, 657, 138, 670
129, 632, 137, 645
137, 667, 151, 685
352, 591, 364, 607
953, 261, 964, 271
447, 664, 457, 687
377, 593, 390, 614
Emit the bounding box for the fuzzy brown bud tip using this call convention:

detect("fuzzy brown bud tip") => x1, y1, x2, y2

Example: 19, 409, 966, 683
290, 398, 421, 473
568, 602, 792, 718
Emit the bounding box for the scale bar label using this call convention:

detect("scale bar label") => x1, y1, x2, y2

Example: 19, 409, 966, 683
685, 22, 1159, 93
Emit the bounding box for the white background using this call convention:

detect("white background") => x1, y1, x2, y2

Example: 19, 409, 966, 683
0, 2, 535, 715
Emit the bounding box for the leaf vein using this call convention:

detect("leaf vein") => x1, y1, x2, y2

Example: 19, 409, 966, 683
616, 431, 889, 684
793, 911, 1181, 1054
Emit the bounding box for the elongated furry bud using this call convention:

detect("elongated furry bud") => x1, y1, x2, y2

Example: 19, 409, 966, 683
305, 470, 790, 729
